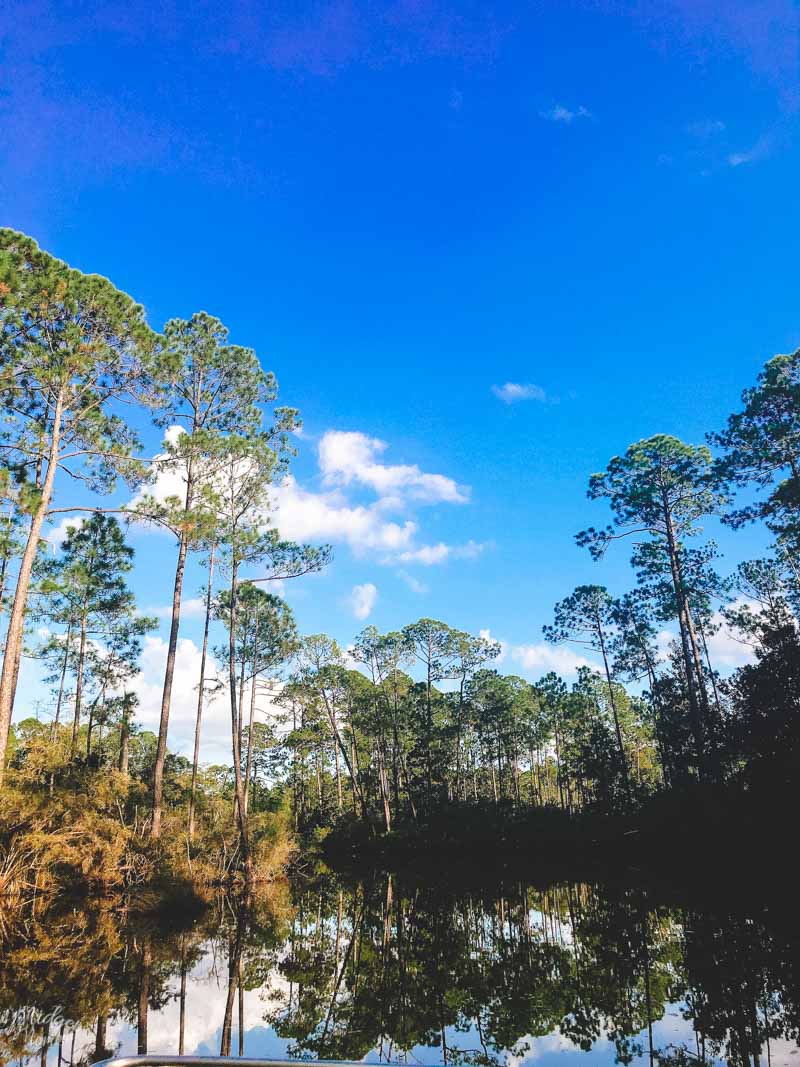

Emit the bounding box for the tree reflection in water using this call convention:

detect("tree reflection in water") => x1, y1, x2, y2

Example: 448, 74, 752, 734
1, 875, 798, 1067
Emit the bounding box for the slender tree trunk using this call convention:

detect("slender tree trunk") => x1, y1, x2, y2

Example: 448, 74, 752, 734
391, 685, 401, 813
597, 621, 631, 796
228, 561, 253, 884
0, 546, 8, 620
554, 725, 566, 811
52, 620, 73, 738
425, 653, 433, 809
699, 620, 723, 724
662, 498, 706, 775
236, 621, 247, 761
85, 700, 94, 759
320, 687, 367, 819
152, 528, 189, 837
333, 741, 343, 814
70, 614, 88, 758
377, 740, 392, 832
243, 612, 259, 816
455, 677, 465, 799
0, 389, 64, 783
189, 546, 215, 840
86, 687, 104, 760
118, 694, 131, 775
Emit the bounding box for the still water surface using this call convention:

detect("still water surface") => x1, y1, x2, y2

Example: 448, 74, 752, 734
1, 873, 798, 1067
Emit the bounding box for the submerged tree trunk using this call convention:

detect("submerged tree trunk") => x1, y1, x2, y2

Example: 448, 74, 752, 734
221, 915, 246, 1055
137, 935, 151, 1055
94, 1015, 107, 1063
178, 941, 187, 1055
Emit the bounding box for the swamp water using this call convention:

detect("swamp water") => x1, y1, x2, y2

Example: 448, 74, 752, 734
1, 871, 797, 1067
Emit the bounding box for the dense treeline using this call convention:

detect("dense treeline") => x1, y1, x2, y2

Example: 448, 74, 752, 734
1, 226, 800, 889
278, 373, 800, 835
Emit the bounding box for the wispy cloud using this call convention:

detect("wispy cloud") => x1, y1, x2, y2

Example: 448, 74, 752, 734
476, 628, 595, 678
510, 642, 593, 677
728, 131, 776, 167
492, 382, 547, 404
144, 598, 208, 622
603, 0, 800, 110
396, 540, 486, 566
539, 104, 591, 124
398, 570, 429, 594
687, 118, 726, 138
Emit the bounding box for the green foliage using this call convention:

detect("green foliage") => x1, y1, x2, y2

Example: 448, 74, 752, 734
0, 227, 158, 497
711, 349, 800, 547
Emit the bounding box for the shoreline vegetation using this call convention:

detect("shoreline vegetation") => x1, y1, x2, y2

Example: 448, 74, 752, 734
1, 227, 800, 907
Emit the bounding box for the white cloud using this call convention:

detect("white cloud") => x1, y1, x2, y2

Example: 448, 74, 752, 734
138, 425, 478, 569
129, 635, 283, 763
507, 1031, 577, 1067
144, 597, 208, 622
318, 430, 469, 504
100, 939, 294, 1059
656, 602, 757, 673
396, 539, 486, 566
705, 624, 755, 669
349, 582, 378, 620
270, 475, 417, 554
128, 426, 187, 525
45, 515, 84, 548
704, 599, 758, 670
492, 382, 546, 404
398, 570, 429, 594
540, 104, 591, 123
510, 642, 594, 677
480, 628, 507, 664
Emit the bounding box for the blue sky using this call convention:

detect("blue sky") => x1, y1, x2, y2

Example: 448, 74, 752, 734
3, 0, 799, 756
